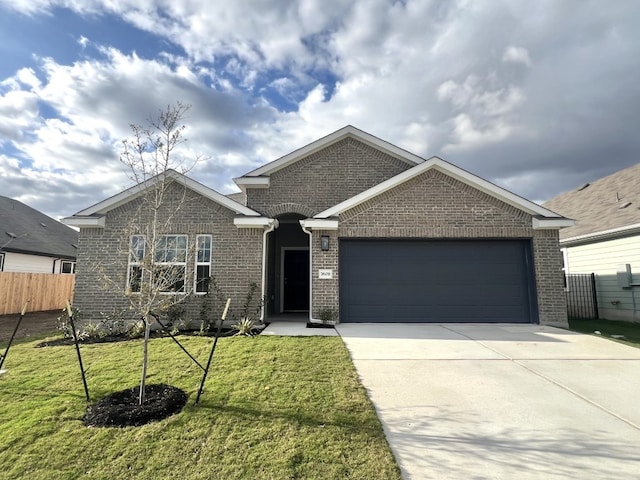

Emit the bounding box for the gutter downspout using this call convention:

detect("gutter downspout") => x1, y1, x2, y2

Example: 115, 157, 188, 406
260, 219, 278, 322
52, 258, 62, 274
300, 224, 318, 324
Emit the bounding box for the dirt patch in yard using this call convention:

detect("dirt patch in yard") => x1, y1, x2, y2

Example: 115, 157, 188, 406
0, 310, 60, 343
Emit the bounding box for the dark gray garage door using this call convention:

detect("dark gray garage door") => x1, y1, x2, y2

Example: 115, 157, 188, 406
340, 240, 536, 323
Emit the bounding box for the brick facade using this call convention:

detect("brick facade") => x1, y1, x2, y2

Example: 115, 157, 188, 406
306, 169, 568, 327
75, 182, 263, 326
246, 137, 413, 216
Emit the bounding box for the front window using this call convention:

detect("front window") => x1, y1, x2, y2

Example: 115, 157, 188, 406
127, 235, 145, 293
127, 234, 188, 294
195, 235, 212, 293
154, 235, 187, 293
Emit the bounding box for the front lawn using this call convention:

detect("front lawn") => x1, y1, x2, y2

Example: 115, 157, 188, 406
0, 334, 401, 479
569, 318, 640, 348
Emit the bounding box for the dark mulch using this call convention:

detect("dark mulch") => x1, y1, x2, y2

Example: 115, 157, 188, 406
35, 324, 266, 348
306, 322, 335, 329
36, 331, 169, 348
83, 384, 188, 427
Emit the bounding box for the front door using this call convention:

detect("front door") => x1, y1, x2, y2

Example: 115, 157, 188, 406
282, 249, 309, 311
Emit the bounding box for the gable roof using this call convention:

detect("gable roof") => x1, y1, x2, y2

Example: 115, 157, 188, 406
543, 162, 640, 242
63, 169, 262, 227
236, 125, 425, 183
315, 157, 570, 225
0, 196, 78, 259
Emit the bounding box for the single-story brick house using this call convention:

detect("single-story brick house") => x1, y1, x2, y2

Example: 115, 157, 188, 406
63, 126, 572, 327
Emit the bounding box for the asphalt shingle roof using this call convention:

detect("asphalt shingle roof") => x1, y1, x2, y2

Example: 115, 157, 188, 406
0, 196, 78, 259
543, 163, 640, 240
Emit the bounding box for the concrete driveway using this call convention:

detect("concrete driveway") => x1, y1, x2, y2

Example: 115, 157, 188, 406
335, 323, 640, 480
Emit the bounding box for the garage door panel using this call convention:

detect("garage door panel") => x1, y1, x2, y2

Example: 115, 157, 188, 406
340, 240, 535, 323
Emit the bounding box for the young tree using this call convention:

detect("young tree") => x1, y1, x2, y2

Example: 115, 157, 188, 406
119, 101, 201, 404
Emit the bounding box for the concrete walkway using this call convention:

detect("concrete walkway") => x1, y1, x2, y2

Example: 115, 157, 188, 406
262, 321, 338, 336
336, 323, 640, 480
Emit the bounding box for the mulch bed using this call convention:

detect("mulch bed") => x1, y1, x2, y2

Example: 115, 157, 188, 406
83, 384, 188, 427
35, 325, 266, 348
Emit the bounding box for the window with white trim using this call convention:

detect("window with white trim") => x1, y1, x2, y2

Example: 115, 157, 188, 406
195, 235, 212, 293
153, 235, 188, 293
127, 235, 145, 293
61, 261, 75, 274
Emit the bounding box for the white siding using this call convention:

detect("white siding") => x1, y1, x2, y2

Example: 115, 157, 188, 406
566, 236, 640, 321
2, 252, 57, 273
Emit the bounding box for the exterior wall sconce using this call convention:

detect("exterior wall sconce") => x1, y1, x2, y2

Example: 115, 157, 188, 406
321, 235, 330, 251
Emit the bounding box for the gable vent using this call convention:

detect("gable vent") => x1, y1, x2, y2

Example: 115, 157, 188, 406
577, 183, 590, 191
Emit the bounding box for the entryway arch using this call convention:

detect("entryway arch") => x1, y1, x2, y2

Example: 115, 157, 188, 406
265, 213, 309, 318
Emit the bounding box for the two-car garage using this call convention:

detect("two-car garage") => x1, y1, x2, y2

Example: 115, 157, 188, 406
339, 239, 537, 323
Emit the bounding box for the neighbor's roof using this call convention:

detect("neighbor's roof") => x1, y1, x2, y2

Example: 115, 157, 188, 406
0, 195, 78, 259
543, 162, 640, 242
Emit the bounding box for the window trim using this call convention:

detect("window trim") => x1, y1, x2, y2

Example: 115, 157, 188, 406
61, 260, 75, 274
127, 234, 190, 295
127, 235, 145, 294
194, 234, 212, 294
0, 252, 4, 272
154, 235, 188, 294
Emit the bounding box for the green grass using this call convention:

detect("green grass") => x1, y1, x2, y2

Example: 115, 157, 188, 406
0, 334, 401, 480
569, 318, 640, 348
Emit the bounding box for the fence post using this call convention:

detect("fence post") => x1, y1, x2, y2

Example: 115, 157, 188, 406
590, 273, 599, 319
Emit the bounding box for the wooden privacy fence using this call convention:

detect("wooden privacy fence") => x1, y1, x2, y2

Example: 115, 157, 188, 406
0, 273, 75, 315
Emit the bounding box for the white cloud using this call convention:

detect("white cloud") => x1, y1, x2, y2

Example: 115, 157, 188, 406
502, 46, 532, 67
0, 0, 640, 219
0, 85, 40, 142
444, 114, 516, 153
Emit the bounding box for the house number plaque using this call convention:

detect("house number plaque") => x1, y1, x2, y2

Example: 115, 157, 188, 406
318, 269, 333, 279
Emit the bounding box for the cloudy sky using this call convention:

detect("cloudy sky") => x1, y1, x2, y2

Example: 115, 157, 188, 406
1, 0, 639, 221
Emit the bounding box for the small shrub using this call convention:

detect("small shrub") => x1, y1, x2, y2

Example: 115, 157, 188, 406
166, 305, 186, 326
57, 307, 84, 338
78, 322, 103, 339
232, 316, 256, 336
126, 320, 146, 339
317, 307, 337, 325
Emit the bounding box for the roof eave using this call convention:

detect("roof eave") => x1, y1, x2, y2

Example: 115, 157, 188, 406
532, 217, 575, 230
61, 216, 106, 228
561, 222, 640, 246
299, 218, 339, 231
233, 176, 271, 191
233, 216, 277, 229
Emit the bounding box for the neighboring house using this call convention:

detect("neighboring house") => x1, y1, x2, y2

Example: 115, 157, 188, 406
63, 126, 572, 326
544, 162, 640, 322
0, 195, 78, 274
